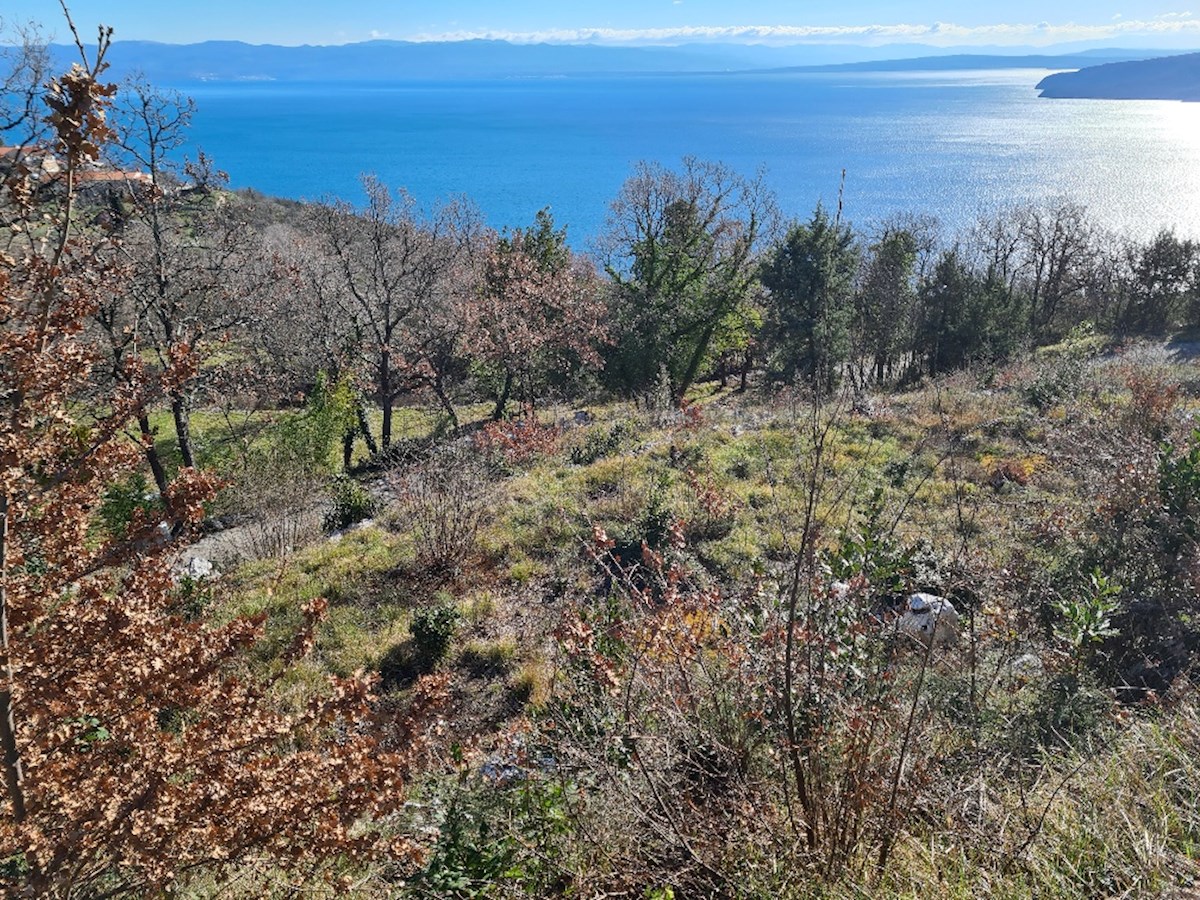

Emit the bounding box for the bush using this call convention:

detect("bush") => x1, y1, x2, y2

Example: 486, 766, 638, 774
233, 457, 326, 559
550, 508, 933, 892
323, 475, 377, 532
410, 773, 573, 898
97, 471, 158, 537
224, 375, 358, 558
411, 601, 460, 669
391, 446, 493, 577
474, 418, 560, 466
1025, 324, 1097, 411
682, 467, 740, 542
1068, 426, 1200, 695
170, 575, 214, 621
1014, 673, 1113, 753
567, 421, 630, 466
378, 600, 461, 689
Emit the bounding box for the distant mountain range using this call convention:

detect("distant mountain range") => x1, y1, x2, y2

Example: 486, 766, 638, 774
1037, 52, 1200, 101
46, 39, 1193, 84
778, 51, 1170, 73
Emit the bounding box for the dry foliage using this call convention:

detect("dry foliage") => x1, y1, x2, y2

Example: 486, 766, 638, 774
0, 29, 443, 897
473, 417, 561, 465
469, 219, 607, 416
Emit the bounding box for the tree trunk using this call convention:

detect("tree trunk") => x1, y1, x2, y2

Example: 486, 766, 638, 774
492, 370, 513, 421
356, 404, 379, 457
171, 392, 196, 469
674, 321, 718, 406
521, 366, 536, 419
138, 412, 170, 497
342, 429, 355, 471
379, 353, 392, 449
0, 494, 28, 824
381, 398, 393, 451
433, 375, 460, 431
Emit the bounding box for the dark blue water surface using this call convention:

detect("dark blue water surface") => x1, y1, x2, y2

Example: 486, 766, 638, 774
180, 69, 1200, 246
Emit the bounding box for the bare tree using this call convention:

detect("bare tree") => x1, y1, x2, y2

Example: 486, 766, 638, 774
307, 175, 481, 445
1017, 200, 1094, 338
106, 80, 267, 469
257, 223, 381, 466
969, 201, 1094, 342
0, 17, 49, 140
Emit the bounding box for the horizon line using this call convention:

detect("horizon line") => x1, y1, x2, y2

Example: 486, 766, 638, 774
22, 16, 1200, 50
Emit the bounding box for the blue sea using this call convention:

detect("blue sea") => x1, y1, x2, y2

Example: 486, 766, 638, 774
180, 69, 1200, 247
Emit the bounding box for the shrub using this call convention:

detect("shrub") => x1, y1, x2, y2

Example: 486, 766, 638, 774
1025, 324, 1097, 411
411, 601, 461, 669
567, 421, 630, 466
170, 575, 214, 621
1071, 427, 1200, 694
682, 466, 740, 541
1053, 569, 1122, 665
378, 600, 462, 689
474, 418, 560, 466
234, 456, 326, 559
548, 504, 939, 892
97, 471, 158, 537
1123, 367, 1181, 442
409, 769, 574, 898
391, 445, 492, 577
225, 376, 358, 558
323, 474, 377, 532
0, 42, 445, 895
1006, 672, 1113, 754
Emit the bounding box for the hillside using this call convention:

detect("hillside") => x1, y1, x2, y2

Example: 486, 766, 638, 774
1037, 51, 1200, 100
8, 30, 1200, 898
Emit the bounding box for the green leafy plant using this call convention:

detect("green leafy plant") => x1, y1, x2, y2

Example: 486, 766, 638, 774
96, 471, 158, 537
567, 421, 630, 466
411, 601, 461, 669
1025, 323, 1096, 411
322, 475, 377, 532
1054, 569, 1122, 663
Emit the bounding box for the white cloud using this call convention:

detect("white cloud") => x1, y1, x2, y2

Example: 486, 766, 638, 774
404, 18, 1200, 46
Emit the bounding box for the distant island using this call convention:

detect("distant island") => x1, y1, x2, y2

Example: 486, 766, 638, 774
1037, 51, 1200, 100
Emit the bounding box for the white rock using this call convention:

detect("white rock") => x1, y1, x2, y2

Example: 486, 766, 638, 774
179, 556, 216, 581
898, 592, 960, 649
1010, 652, 1044, 678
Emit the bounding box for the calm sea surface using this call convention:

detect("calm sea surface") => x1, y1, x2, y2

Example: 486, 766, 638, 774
179, 69, 1200, 247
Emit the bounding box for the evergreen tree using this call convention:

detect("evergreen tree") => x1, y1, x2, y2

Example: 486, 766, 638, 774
604, 158, 772, 402
856, 227, 918, 385
760, 205, 858, 389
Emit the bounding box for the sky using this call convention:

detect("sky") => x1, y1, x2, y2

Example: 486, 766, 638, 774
3, 1, 1200, 48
